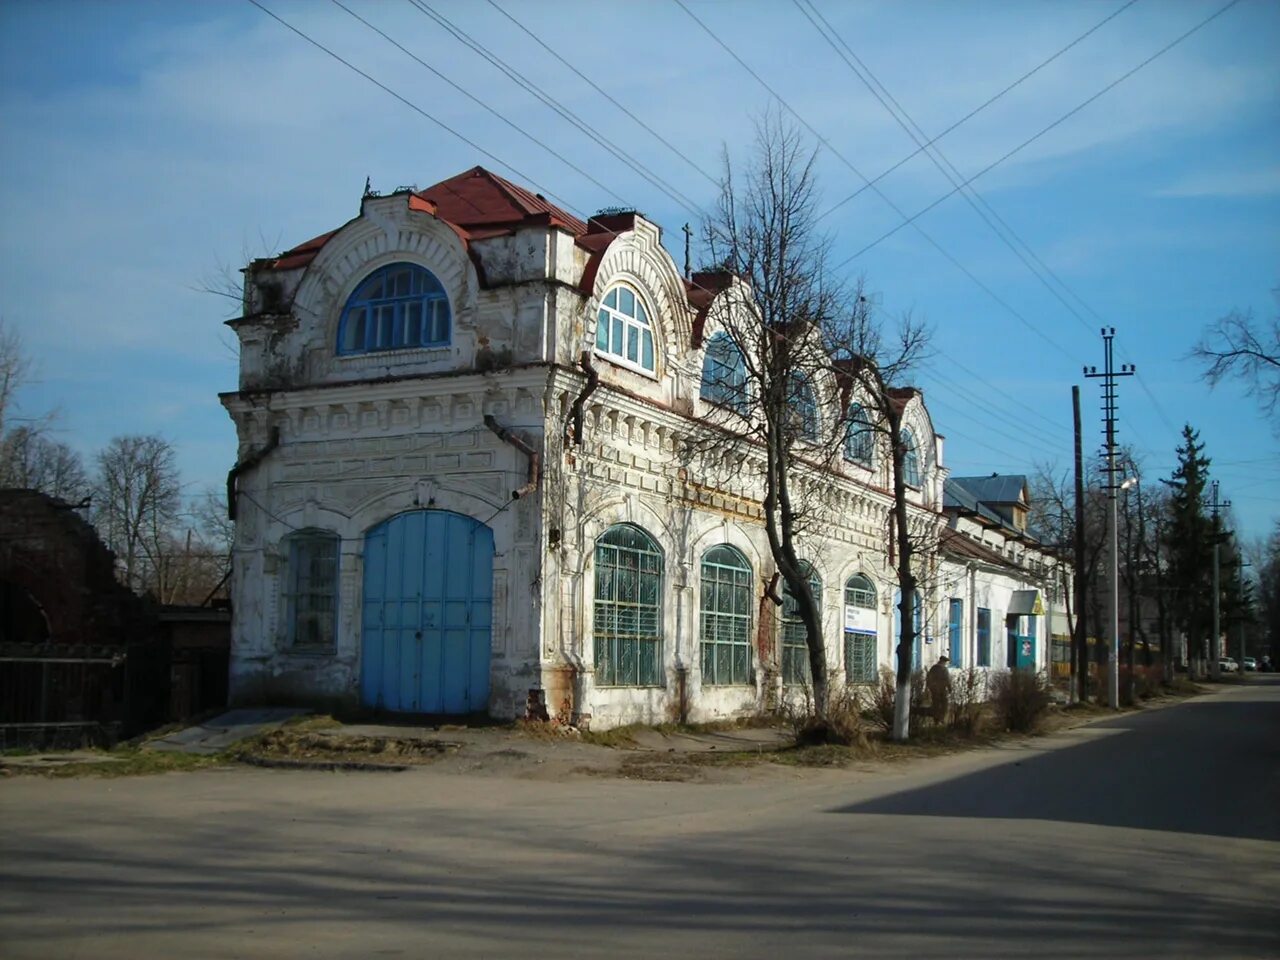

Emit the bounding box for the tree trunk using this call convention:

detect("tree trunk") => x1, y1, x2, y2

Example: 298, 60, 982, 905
888, 402, 914, 742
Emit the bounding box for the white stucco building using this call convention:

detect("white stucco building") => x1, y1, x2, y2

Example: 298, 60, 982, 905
221, 166, 961, 728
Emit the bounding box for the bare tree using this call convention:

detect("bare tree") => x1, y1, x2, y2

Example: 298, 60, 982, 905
94, 435, 181, 594
0, 426, 90, 502
1192, 290, 1280, 430
0, 318, 29, 434
699, 113, 929, 739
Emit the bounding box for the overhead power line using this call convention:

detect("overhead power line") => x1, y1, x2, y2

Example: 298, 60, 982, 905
407, 0, 707, 218
484, 0, 720, 189
832, 0, 1245, 268
672, 0, 1079, 362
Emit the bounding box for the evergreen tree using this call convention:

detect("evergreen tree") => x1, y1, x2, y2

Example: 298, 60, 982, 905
1161, 425, 1213, 675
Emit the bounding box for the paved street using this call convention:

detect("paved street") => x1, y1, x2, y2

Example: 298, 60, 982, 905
2, 680, 1277, 959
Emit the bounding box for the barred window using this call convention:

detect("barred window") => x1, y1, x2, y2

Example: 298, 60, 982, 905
977, 607, 992, 667
789, 373, 819, 441
337, 262, 450, 355
593, 524, 664, 686
284, 531, 338, 648
700, 332, 748, 411
901, 428, 921, 487
844, 574, 878, 684
700, 545, 753, 685
781, 564, 822, 685
844, 404, 875, 466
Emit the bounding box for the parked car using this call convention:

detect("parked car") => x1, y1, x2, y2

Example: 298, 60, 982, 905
1219, 657, 1239, 673
1242, 657, 1257, 671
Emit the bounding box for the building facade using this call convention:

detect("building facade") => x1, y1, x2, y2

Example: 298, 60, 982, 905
222, 167, 961, 728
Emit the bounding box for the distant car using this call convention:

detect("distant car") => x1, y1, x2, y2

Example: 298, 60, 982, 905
1218, 657, 1239, 673
1242, 657, 1257, 671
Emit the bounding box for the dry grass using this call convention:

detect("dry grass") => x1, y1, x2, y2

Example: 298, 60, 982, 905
241, 730, 459, 766
1, 748, 229, 779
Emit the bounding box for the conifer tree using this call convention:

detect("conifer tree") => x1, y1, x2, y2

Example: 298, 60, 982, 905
1161, 425, 1213, 676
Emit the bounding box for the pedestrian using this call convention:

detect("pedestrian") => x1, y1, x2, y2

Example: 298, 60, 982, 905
926, 656, 951, 724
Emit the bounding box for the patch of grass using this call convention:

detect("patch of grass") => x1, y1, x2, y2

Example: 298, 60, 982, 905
577, 724, 642, 748
280, 713, 340, 733
2, 748, 230, 779
240, 730, 457, 765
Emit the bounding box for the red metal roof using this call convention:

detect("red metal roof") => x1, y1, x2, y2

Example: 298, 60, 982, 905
416, 166, 588, 236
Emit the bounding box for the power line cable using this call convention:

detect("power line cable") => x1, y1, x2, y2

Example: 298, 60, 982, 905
816, 0, 1142, 223
407, 0, 707, 218
672, 0, 1079, 362
832, 0, 1245, 268
329, 0, 632, 208
484, 0, 720, 189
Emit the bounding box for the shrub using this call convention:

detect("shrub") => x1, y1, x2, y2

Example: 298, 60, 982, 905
948, 666, 987, 735
868, 666, 926, 736
989, 668, 1053, 733
788, 685, 869, 747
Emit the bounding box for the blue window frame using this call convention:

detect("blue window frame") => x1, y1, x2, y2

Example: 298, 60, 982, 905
700, 332, 747, 411
948, 598, 963, 668
337, 262, 451, 355
790, 374, 818, 441
901, 429, 921, 487
977, 607, 992, 667
781, 564, 821, 684
596, 284, 655, 373
700, 545, 753, 685
593, 523, 663, 686
844, 403, 875, 466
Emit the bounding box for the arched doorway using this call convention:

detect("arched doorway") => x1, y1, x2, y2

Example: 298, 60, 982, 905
359, 510, 494, 714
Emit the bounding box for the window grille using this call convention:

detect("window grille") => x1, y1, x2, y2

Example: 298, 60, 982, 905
844, 574, 878, 683
593, 524, 664, 686
337, 263, 450, 355
699, 545, 753, 685
285, 531, 338, 648
700, 333, 747, 411
781, 565, 821, 684
844, 404, 875, 466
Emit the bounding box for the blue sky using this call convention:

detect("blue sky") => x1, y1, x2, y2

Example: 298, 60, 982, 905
1, 0, 1277, 538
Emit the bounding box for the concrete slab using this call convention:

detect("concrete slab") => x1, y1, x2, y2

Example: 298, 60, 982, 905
144, 708, 309, 755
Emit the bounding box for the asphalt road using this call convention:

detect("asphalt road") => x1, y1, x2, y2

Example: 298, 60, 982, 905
2, 679, 1277, 959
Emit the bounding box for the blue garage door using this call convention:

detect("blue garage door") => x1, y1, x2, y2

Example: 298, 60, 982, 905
360, 510, 493, 714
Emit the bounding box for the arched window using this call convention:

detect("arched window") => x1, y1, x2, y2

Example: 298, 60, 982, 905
789, 373, 819, 441
844, 574, 878, 684
700, 333, 747, 411
596, 284, 655, 373
845, 403, 875, 466
283, 530, 339, 648
593, 523, 663, 685
781, 563, 822, 684
901, 428, 921, 487
700, 545, 753, 685
337, 262, 451, 355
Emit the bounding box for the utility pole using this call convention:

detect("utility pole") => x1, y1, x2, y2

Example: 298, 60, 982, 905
682, 223, 692, 280
1237, 560, 1252, 668
1072, 385, 1087, 704
1085, 328, 1134, 709
1209, 480, 1230, 681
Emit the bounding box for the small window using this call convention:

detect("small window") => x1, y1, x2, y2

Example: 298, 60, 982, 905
781, 563, 822, 684
789, 373, 819, 441
593, 523, 663, 685
844, 404, 875, 466
700, 333, 748, 411
700, 545, 753, 685
901, 428, 921, 487
337, 263, 451, 355
596, 284, 656, 374
284, 531, 339, 648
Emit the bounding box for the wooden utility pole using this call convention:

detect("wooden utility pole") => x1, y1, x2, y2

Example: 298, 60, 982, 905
1072, 385, 1087, 704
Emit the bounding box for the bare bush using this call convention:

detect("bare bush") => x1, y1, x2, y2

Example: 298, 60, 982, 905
989, 669, 1054, 733
948, 666, 987, 735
